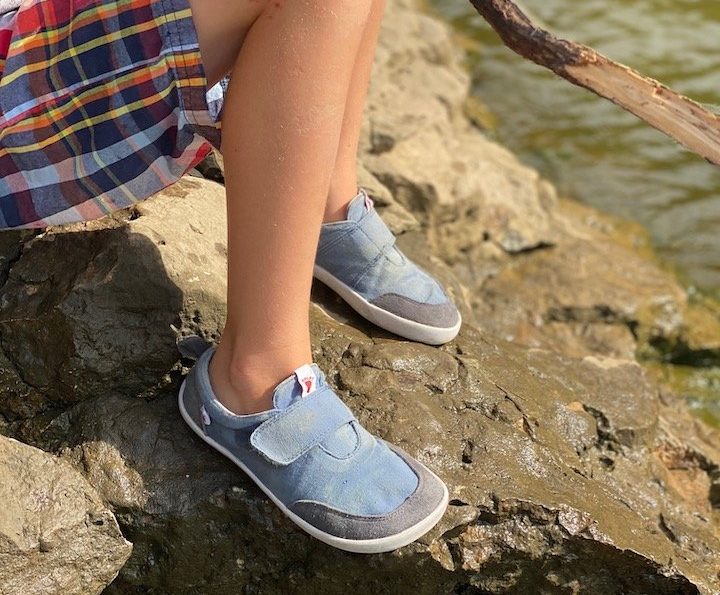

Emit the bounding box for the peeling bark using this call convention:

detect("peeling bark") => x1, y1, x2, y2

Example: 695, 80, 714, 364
469, 0, 720, 166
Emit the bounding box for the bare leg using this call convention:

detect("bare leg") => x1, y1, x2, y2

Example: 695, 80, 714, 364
188, 0, 374, 413
323, 0, 387, 223
192, 0, 387, 224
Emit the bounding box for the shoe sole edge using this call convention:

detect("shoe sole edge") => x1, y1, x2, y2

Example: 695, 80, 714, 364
178, 379, 450, 554
313, 264, 461, 345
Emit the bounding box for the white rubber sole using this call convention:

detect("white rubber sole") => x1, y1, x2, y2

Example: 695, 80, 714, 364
313, 264, 461, 345
178, 379, 450, 554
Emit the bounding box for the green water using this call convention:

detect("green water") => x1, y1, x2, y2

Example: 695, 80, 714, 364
429, 0, 720, 423
431, 0, 720, 291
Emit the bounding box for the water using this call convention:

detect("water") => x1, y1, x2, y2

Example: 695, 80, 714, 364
428, 0, 720, 424
429, 0, 720, 291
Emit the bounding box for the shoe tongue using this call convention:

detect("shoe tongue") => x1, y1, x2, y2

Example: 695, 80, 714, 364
345, 189, 373, 222
272, 363, 326, 409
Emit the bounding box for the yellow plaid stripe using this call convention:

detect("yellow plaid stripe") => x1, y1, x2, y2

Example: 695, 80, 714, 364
3, 4, 192, 87
1, 50, 206, 154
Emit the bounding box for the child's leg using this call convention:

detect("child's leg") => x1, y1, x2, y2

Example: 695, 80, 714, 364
188, 0, 375, 414
193, 0, 387, 224
324, 0, 387, 223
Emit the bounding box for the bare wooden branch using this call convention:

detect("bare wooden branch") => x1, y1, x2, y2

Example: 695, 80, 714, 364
469, 0, 720, 166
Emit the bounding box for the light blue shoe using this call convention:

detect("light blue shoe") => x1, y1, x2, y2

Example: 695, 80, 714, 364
176, 336, 449, 554
314, 188, 462, 345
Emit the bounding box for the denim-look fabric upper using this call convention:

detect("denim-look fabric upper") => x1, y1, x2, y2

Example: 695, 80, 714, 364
184, 346, 419, 517
316, 190, 451, 305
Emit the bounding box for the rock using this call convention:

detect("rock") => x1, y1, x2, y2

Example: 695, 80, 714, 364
0, 435, 131, 595
460, 199, 720, 362
0, 178, 227, 422
0, 229, 30, 288
363, 2, 558, 256
24, 312, 720, 594
6, 179, 716, 594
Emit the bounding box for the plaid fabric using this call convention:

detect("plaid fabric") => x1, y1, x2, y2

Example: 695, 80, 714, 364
0, 0, 223, 229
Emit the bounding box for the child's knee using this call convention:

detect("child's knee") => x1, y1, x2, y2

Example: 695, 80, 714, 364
188, 0, 273, 86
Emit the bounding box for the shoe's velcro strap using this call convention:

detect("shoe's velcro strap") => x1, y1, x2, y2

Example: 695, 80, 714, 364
360, 208, 396, 253
250, 386, 356, 465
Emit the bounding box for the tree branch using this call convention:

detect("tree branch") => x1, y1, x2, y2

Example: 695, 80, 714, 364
469, 0, 720, 166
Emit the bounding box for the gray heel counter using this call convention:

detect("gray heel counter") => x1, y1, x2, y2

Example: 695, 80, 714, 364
181, 366, 205, 430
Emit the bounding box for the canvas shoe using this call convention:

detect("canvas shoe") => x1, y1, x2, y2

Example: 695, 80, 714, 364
177, 335, 449, 554
314, 188, 461, 345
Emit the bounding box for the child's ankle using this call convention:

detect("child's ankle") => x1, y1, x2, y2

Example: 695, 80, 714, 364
207, 339, 312, 415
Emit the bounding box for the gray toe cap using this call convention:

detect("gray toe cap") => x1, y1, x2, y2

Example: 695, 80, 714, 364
370, 293, 460, 328
289, 444, 447, 541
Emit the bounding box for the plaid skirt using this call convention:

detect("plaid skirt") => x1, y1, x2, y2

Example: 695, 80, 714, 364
0, 0, 226, 229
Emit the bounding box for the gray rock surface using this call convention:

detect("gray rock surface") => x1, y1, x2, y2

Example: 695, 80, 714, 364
0, 436, 131, 595
0, 179, 226, 422
1, 0, 719, 593
364, 1, 558, 257
3, 177, 716, 594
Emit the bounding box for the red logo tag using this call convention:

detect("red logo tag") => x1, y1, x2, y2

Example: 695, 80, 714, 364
294, 364, 317, 397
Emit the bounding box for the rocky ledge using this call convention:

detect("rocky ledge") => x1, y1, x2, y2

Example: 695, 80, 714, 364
2, 0, 719, 593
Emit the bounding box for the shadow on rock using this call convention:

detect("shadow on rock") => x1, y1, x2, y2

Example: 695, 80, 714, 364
0, 224, 184, 424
